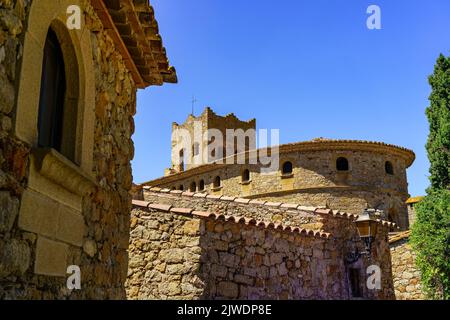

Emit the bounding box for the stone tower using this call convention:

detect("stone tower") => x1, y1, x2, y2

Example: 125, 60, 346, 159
168, 107, 256, 174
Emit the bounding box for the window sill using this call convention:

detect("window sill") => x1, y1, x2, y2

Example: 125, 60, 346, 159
240, 180, 252, 185
280, 173, 294, 179
32, 147, 96, 197
211, 186, 223, 192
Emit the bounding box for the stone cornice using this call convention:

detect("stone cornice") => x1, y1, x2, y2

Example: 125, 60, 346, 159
32, 148, 96, 197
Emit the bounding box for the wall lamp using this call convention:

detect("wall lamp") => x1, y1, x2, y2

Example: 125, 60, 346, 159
346, 209, 379, 264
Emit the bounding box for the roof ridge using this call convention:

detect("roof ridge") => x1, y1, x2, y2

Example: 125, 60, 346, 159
131, 199, 332, 239
142, 187, 358, 220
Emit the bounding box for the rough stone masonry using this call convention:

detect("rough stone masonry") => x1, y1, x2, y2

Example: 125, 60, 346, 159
126, 190, 396, 300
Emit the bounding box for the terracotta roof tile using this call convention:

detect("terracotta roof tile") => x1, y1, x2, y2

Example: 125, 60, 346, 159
265, 202, 282, 208
193, 193, 208, 198
234, 198, 251, 204
134, 200, 333, 239
249, 200, 267, 206
206, 194, 222, 200
281, 203, 299, 209
220, 196, 236, 202
148, 203, 172, 212
170, 207, 193, 214
132, 200, 150, 207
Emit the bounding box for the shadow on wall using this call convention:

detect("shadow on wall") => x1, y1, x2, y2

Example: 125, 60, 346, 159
125, 205, 395, 300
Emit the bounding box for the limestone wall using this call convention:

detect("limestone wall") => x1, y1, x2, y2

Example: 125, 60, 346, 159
149, 146, 412, 230
390, 238, 425, 300
0, 0, 134, 299
126, 200, 395, 300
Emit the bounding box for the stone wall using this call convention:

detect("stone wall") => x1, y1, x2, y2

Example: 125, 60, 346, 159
148, 145, 413, 230
126, 198, 395, 300
0, 0, 134, 299
170, 107, 256, 173
390, 236, 425, 300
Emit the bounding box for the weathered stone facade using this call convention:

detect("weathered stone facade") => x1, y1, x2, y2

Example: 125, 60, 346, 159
126, 189, 396, 300
389, 231, 425, 300
0, 0, 175, 299
144, 124, 415, 230
169, 107, 256, 174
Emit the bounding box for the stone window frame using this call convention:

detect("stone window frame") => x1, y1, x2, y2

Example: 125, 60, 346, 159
280, 159, 295, 178
212, 176, 222, 191
14, 0, 96, 277
15, 1, 95, 175
336, 156, 350, 172
240, 168, 251, 185
385, 160, 395, 175
198, 179, 205, 191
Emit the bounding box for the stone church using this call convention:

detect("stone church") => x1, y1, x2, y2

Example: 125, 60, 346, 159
0, 0, 419, 300
126, 108, 417, 299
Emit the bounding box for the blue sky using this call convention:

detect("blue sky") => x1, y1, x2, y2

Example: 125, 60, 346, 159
132, 0, 450, 197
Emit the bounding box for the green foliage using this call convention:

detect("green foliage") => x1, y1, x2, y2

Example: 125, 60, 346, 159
410, 189, 450, 299
426, 54, 450, 190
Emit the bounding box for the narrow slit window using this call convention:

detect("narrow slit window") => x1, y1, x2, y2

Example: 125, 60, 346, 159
242, 169, 250, 182
213, 176, 221, 188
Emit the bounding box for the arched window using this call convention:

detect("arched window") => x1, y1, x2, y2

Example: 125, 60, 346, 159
336, 157, 349, 171
192, 142, 200, 156
190, 182, 197, 192
242, 169, 250, 182
38, 28, 77, 161
179, 185, 184, 191
199, 180, 205, 191
282, 161, 293, 175
179, 149, 185, 171
213, 176, 221, 188
385, 161, 394, 175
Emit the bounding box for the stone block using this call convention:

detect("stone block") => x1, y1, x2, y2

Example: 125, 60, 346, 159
183, 219, 200, 235
34, 236, 68, 277
217, 281, 238, 298
0, 238, 31, 277
0, 191, 19, 233
18, 189, 59, 237
159, 248, 184, 264
56, 204, 85, 246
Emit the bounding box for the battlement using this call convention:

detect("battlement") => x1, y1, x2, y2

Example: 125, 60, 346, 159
169, 107, 256, 174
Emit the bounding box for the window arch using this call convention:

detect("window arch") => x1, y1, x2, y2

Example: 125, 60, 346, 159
385, 161, 394, 175
242, 169, 250, 182
213, 176, 221, 188
38, 27, 79, 162
192, 142, 200, 156
179, 149, 185, 171
199, 180, 205, 191
190, 181, 197, 192
179, 185, 184, 191
282, 161, 293, 175
336, 157, 349, 171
